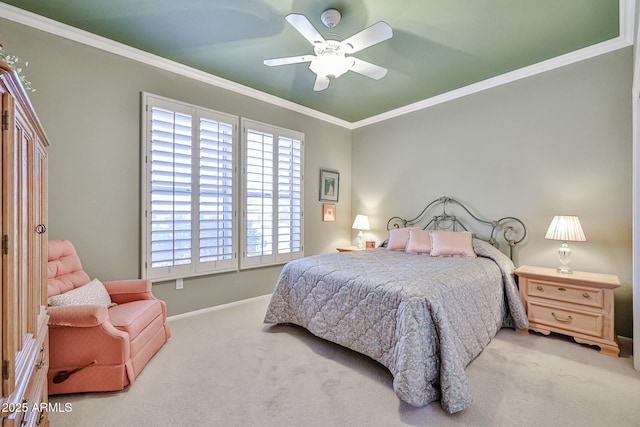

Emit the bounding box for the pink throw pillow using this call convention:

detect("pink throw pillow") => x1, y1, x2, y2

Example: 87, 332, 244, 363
430, 231, 476, 257
405, 229, 432, 254
387, 228, 413, 251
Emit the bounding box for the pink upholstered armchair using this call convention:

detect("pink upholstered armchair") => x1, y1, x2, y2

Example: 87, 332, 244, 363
46, 239, 170, 395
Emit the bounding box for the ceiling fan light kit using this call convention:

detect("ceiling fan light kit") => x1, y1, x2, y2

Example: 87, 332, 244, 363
310, 41, 353, 79
264, 9, 393, 91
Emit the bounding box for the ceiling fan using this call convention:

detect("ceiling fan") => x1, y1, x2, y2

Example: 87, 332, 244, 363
264, 9, 393, 91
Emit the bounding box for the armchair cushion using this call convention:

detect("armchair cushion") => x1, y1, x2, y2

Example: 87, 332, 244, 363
108, 300, 165, 341
48, 278, 114, 307
47, 239, 91, 296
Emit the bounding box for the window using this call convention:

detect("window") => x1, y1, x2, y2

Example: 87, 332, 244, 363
241, 119, 304, 269
141, 94, 238, 281
141, 95, 304, 281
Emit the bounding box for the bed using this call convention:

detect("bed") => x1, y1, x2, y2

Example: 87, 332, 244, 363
263, 196, 529, 413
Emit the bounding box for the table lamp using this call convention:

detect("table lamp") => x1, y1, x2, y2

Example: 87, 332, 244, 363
544, 215, 586, 273
352, 214, 370, 249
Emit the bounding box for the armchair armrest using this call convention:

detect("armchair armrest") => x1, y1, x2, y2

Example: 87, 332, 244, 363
48, 305, 109, 327
47, 305, 131, 368
103, 279, 155, 304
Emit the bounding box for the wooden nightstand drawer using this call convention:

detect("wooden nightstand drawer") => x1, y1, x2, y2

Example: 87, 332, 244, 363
515, 265, 620, 356
527, 301, 604, 338
527, 279, 603, 309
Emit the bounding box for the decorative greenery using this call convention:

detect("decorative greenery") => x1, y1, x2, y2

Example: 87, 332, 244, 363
0, 43, 35, 92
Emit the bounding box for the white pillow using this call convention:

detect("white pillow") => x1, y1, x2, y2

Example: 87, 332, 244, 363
48, 278, 114, 307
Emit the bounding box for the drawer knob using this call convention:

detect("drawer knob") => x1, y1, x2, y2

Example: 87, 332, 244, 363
552, 312, 573, 323
536, 286, 543, 291
583, 293, 590, 299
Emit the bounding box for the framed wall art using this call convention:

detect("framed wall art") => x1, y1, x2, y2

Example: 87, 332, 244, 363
319, 169, 339, 202
322, 204, 336, 222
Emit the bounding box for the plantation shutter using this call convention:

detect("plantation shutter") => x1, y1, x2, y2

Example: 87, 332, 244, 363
241, 119, 304, 269
142, 95, 301, 279
243, 127, 275, 266
148, 105, 193, 277
276, 135, 303, 259
196, 114, 237, 273
142, 94, 238, 281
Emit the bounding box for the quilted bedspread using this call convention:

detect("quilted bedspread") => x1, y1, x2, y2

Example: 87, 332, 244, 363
263, 239, 528, 413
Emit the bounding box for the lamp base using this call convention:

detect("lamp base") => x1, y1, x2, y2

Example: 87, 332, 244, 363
556, 242, 573, 274
556, 265, 573, 274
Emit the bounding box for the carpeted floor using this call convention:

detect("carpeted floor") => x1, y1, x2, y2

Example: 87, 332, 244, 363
49, 295, 639, 427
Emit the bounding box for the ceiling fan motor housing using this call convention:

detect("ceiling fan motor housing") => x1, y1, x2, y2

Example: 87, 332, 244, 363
321, 9, 341, 29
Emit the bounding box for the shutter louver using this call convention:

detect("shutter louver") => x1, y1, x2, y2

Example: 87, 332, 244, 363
150, 107, 193, 269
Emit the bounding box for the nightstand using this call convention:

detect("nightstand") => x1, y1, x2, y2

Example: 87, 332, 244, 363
515, 265, 620, 356
336, 246, 365, 252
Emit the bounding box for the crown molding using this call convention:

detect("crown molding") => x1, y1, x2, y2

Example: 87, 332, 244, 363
0, 0, 633, 131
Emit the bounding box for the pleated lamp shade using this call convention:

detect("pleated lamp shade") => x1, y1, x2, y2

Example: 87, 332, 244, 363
544, 215, 586, 242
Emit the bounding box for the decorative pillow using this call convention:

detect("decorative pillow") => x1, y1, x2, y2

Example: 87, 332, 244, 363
430, 231, 477, 257
48, 278, 114, 307
386, 228, 413, 250
405, 228, 432, 254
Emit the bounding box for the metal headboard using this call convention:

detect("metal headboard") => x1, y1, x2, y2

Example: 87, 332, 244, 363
386, 196, 527, 259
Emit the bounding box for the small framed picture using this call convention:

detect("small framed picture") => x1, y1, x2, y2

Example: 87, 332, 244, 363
319, 169, 339, 202
365, 241, 376, 249
322, 204, 336, 222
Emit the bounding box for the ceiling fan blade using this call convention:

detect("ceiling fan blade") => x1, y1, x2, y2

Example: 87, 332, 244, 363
349, 58, 388, 80
313, 74, 330, 91
341, 21, 393, 54
264, 55, 314, 67
285, 13, 326, 46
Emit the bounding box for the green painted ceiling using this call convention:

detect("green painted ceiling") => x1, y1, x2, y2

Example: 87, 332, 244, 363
0, 0, 620, 123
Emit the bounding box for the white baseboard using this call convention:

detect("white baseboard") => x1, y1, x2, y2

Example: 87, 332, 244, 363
166, 294, 271, 322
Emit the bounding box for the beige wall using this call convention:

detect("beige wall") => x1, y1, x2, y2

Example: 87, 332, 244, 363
0, 18, 353, 315
352, 47, 634, 337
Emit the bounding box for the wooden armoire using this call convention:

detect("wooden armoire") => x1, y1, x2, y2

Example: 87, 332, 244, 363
0, 61, 50, 426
